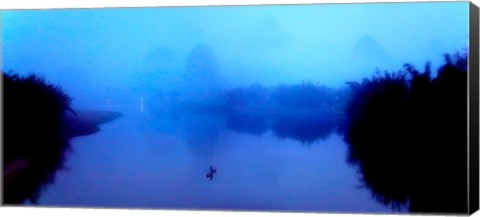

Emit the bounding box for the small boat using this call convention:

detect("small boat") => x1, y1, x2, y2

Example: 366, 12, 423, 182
206, 166, 217, 180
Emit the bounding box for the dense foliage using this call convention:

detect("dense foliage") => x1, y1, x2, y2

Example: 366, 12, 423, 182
344, 52, 468, 213
3, 72, 73, 203
225, 84, 268, 107
224, 82, 346, 110
271, 82, 334, 108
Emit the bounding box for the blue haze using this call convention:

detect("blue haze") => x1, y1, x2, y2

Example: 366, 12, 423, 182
2, 2, 468, 108
1, 2, 469, 212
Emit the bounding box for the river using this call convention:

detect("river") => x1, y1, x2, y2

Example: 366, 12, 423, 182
35, 102, 397, 213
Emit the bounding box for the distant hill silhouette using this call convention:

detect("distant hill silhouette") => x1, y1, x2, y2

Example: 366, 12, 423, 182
186, 44, 219, 77
253, 15, 290, 49
353, 35, 389, 61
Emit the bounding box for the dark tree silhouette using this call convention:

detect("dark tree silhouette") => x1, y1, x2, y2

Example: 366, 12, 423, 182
344, 51, 468, 214
3, 72, 73, 204
3, 72, 121, 204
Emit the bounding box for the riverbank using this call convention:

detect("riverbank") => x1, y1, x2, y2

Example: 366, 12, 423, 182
3, 109, 121, 204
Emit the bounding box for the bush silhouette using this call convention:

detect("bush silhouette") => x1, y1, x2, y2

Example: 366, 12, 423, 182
3, 72, 73, 204
344, 52, 468, 213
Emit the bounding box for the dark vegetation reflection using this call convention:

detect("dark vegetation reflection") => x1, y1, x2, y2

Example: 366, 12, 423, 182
271, 116, 338, 144
222, 82, 348, 145
2, 72, 121, 204
225, 111, 344, 145
343, 51, 468, 213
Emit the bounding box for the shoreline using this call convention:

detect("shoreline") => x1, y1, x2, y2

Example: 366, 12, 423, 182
3, 109, 122, 199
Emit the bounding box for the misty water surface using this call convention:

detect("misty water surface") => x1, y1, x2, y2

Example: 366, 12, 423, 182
34, 103, 393, 212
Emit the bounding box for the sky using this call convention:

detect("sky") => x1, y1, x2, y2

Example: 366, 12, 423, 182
1, 1, 470, 108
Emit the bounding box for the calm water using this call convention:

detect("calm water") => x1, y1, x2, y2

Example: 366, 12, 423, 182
35, 102, 396, 213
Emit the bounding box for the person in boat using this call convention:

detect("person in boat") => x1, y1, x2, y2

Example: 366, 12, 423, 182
206, 166, 217, 180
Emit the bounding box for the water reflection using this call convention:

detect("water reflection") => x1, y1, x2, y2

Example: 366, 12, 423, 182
36, 108, 392, 212
271, 117, 336, 145
226, 112, 269, 136
4, 138, 71, 204
3, 110, 121, 204
225, 111, 344, 145
183, 112, 227, 158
